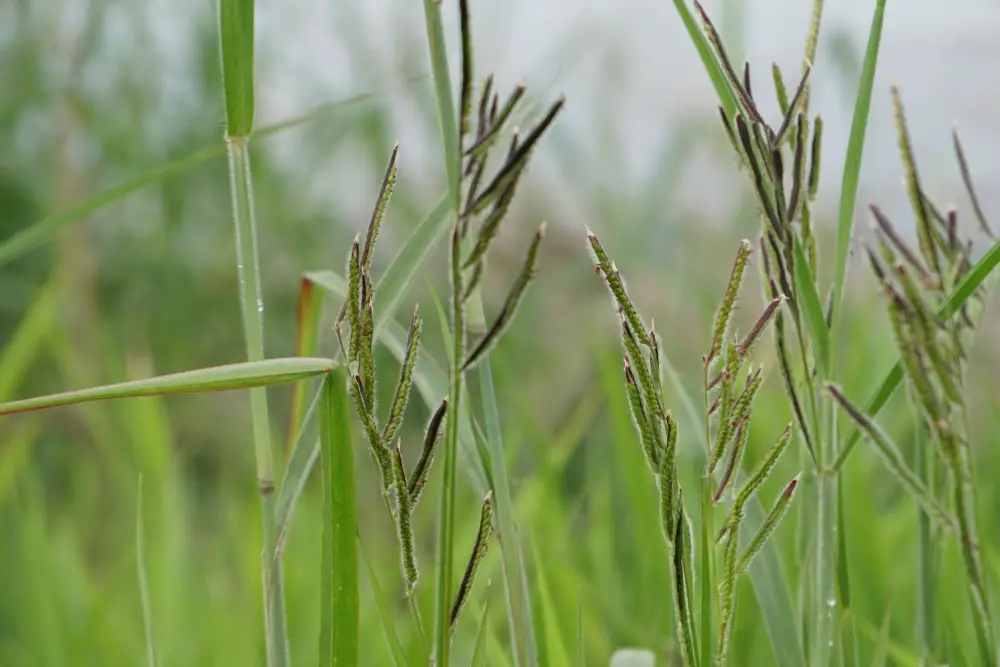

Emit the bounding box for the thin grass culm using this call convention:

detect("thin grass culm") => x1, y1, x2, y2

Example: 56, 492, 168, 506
420, 0, 564, 664
588, 233, 799, 666
216, 1, 289, 665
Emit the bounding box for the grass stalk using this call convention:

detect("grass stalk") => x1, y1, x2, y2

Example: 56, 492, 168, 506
225, 135, 287, 667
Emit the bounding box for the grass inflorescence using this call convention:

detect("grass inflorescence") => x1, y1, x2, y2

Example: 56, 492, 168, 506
589, 231, 799, 666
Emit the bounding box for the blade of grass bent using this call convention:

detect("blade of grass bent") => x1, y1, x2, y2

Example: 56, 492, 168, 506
835, 234, 1000, 470
830, 0, 886, 337
0, 358, 335, 415
318, 369, 358, 667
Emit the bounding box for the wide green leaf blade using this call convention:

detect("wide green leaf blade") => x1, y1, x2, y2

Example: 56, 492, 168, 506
318, 368, 358, 667
0, 358, 335, 416
218, 0, 255, 136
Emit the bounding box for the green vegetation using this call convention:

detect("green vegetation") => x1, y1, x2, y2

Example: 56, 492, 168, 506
2, 0, 999, 665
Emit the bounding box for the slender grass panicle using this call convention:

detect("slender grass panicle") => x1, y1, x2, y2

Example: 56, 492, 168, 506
829, 90, 997, 662
423, 1, 565, 663
589, 233, 797, 666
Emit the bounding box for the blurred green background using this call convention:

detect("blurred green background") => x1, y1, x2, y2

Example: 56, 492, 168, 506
2, 0, 999, 664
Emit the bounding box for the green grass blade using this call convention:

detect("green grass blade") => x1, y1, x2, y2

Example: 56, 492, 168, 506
218, 0, 255, 137
318, 369, 358, 667
0, 91, 376, 268
0, 358, 334, 415
420, 0, 459, 210
830, 0, 887, 335
835, 234, 1000, 470
359, 536, 408, 667
793, 234, 830, 377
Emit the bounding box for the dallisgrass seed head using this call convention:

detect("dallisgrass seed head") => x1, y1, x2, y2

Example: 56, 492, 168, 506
714, 417, 750, 503
359, 301, 377, 404
891, 87, 943, 284
952, 128, 994, 238
773, 65, 812, 147
352, 373, 391, 489
361, 145, 398, 273
462, 222, 545, 372
735, 423, 792, 511
381, 306, 422, 446
807, 115, 823, 199
786, 116, 807, 223
346, 238, 362, 361
708, 239, 753, 364
734, 476, 798, 578
450, 492, 494, 633
625, 358, 660, 472
587, 231, 652, 348
772, 63, 790, 116
693, 0, 762, 124
408, 397, 447, 506
392, 443, 419, 592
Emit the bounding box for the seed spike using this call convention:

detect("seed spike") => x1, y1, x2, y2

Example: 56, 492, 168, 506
462, 223, 545, 372
891, 87, 943, 283
588, 231, 652, 347
392, 442, 418, 591
408, 398, 447, 505
361, 146, 398, 273
774, 62, 812, 147
708, 239, 753, 364
382, 306, 422, 446
450, 492, 494, 632
772, 63, 790, 117
952, 128, 994, 238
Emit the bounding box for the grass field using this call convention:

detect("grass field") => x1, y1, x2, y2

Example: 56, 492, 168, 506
2, 0, 1000, 665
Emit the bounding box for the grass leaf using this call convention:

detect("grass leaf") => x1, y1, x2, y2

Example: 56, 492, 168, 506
218, 0, 255, 136
830, 0, 887, 332
318, 369, 358, 667
0, 358, 335, 416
